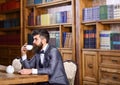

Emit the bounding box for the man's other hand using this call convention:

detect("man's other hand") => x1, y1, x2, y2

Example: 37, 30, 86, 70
19, 69, 32, 75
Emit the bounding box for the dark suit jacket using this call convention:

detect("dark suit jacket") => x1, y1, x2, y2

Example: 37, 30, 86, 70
21, 45, 69, 85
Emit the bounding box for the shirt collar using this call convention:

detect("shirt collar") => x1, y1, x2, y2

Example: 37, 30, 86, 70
41, 44, 48, 52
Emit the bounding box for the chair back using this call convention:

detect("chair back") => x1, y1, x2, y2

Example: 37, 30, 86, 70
12, 58, 22, 72
63, 60, 77, 85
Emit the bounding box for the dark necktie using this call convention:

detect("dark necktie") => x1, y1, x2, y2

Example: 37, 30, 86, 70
39, 50, 44, 54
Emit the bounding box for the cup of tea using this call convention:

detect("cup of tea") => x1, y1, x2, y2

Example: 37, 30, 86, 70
26, 45, 33, 50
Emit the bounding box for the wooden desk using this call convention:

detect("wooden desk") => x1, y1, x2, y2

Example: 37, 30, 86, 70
0, 65, 48, 84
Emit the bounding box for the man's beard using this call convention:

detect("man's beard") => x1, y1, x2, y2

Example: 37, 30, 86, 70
32, 42, 43, 53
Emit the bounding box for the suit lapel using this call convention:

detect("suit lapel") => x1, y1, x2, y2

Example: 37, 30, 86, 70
43, 45, 51, 67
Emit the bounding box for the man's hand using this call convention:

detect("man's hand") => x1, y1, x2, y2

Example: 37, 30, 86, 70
21, 43, 27, 56
19, 69, 32, 75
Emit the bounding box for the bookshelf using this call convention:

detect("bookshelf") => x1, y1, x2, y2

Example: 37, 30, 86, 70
23, 0, 76, 61
0, 0, 23, 65
76, 0, 120, 85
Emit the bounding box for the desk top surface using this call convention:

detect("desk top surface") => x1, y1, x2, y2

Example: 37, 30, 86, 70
0, 65, 48, 84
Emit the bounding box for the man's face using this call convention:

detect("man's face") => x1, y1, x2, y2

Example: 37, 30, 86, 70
33, 34, 42, 46
32, 34, 43, 52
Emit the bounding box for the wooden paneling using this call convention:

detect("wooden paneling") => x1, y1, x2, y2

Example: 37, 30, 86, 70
99, 51, 120, 85
83, 81, 98, 85
60, 48, 73, 61
82, 51, 98, 83
99, 52, 120, 69
99, 68, 120, 84
0, 46, 20, 65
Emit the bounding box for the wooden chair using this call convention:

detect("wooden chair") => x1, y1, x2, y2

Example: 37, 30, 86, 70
63, 60, 77, 85
12, 58, 22, 72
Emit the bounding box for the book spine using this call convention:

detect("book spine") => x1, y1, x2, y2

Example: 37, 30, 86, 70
100, 31, 112, 49
34, 0, 42, 4
100, 5, 108, 20
84, 30, 89, 48
107, 5, 114, 19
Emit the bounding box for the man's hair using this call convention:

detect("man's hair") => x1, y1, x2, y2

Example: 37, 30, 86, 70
32, 29, 50, 43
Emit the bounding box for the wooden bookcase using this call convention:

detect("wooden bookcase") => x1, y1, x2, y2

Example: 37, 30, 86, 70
23, 0, 76, 61
0, 0, 23, 65
76, 0, 120, 85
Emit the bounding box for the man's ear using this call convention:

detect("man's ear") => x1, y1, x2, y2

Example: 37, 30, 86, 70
42, 38, 46, 44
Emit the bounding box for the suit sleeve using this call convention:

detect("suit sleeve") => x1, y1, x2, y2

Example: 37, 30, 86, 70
37, 48, 60, 75
21, 55, 36, 69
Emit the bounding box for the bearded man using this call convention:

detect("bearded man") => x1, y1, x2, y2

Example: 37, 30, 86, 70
19, 29, 69, 85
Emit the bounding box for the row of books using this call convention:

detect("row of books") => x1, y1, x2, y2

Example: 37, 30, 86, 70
48, 5, 72, 14
110, 24, 120, 32
0, 34, 20, 45
28, 11, 71, 26
27, 0, 52, 5
27, 0, 62, 5
83, 4, 120, 22
49, 31, 72, 48
63, 32, 72, 48
100, 31, 120, 50
84, 28, 96, 48
0, 18, 20, 28
49, 31, 60, 48
93, 0, 120, 7
0, 0, 20, 13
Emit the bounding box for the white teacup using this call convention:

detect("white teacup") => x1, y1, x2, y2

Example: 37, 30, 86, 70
6, 65, 14, 74
26, 45, 33, 50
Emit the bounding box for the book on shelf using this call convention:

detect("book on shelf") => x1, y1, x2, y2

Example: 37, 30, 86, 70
27, 0, 59, 6
55, 32, 60, 48
0, 0, 20, 12
100, 5, 108, 20
114, 4, 120, 19
89, 29, 96, 48
84, 28, 96, 49
36, 15, 41, 25
0, 18, 20, 28
84, 30, 89, 48
34, 0, 42, 4
100, 30, 112, 50
62, 11, 67, 23
28, 11, 34, 26
67, 11, 72, 23
83, 7, 93, 22
63, 32, 72, 48
92, 0, 120, 6
41, 14, 51, 25
110, 24, 120, 31
92, 6, 100, 21
107, 5, 114, 19
62, 32, 66, 47
49, 31, 60, 48
68, 32, 72, 48
45, 0, 53, 2
56, 12, 62, 23
50, 13, 56, 24
111, 32, 120, 50
49, 31, 56, 47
